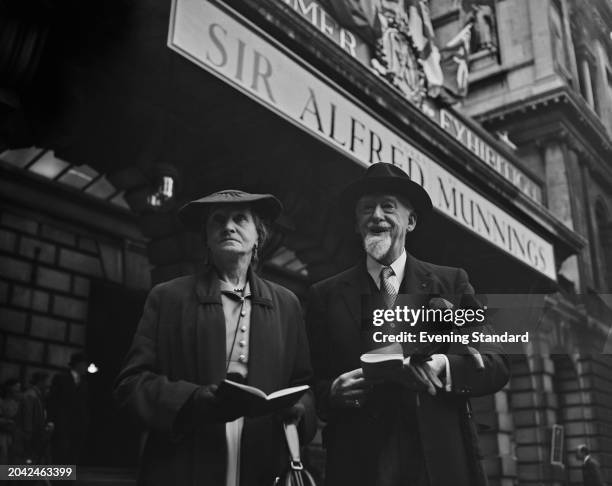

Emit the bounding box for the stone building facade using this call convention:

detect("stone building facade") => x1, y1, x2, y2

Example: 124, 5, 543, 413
1, 0, 611, 483
0, 161, 151, 379
437, 0, 612, 484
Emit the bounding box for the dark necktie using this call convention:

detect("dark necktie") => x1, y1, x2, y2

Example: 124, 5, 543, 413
380, 266, 397, 309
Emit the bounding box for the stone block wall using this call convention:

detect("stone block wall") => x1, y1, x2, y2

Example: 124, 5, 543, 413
0, 206, 149, 384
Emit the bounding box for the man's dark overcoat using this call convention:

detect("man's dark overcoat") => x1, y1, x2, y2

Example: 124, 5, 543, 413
307, 253, 510, 486
114, 265, 316, 486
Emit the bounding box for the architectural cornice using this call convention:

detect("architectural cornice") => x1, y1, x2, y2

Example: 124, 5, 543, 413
475, 87, 612, 163
497, 117, 612, 195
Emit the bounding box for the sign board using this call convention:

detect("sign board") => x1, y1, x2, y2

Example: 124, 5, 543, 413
168, 0, 557, 280
422, 103, 543, 204
280, 0, 543, 204
280, 0, 371, 65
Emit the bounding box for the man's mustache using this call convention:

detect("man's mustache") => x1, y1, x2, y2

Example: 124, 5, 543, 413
367, 225, 392, 233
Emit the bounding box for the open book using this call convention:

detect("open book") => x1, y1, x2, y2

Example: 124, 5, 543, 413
360, 353, 405, 380
216, 380, 309, 417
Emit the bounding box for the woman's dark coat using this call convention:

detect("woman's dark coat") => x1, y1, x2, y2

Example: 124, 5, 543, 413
114, 266, 316, 486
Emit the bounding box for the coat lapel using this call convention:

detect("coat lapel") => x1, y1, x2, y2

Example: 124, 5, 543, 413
402, 252, 435, 296
194, 265, 227, 384
245, 269, 278, 393
338, 261, 371, 329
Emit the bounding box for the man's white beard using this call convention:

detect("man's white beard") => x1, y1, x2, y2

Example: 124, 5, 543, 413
364, 232, 392, 261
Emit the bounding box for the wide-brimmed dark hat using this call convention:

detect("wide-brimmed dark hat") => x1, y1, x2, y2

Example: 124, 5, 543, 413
178, 189, 283, 231
340, 163, 433, 219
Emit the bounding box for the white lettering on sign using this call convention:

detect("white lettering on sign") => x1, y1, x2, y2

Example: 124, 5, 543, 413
168, 0, 557, 280
438, 109, 543, 203
280, 0, 368, 63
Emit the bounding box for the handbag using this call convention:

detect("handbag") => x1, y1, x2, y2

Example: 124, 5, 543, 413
274, 422, 317, 486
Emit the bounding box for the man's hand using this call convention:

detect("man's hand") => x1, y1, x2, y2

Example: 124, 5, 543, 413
330, 368, 372, 409
395, 355, 446, 396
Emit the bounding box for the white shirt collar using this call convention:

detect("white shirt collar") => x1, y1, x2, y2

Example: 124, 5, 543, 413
219, 280, 251, 298
366, 249, 407, 290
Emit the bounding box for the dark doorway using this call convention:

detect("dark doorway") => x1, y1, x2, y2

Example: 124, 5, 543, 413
84, 280, 147, 466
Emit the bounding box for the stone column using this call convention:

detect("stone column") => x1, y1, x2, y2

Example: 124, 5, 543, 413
599, 221, 612, 291
594, 40, 612, 134
510, 333, 567, 486
474, 388, 517, 486
560, 145, 599, 292
576, 161, 607, 291
559, 0, 579, 84
542, 137, 582, 287
543, 138, 575, 229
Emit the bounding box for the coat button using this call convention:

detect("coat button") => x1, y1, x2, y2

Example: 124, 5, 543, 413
240, 310, 246, 317
239, 354, 247, 363
239, 340, 246, 347
240, 326, 247, 332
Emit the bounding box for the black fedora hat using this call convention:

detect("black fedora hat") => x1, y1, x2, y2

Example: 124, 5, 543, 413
178, 189, 283, 231
340, 163, 433, 219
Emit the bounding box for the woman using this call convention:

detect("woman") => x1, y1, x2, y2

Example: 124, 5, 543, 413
114, 190, 315, 486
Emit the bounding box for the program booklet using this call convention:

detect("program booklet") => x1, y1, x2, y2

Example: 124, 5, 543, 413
360, 353, 405, 380
360, 343, 405, 380
216, 380, 309, 417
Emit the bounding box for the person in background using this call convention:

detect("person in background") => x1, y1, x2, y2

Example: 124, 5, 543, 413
577, 444, 606, 486
0, 378, 23, 464
114, 189, 316, 486
47, 352, 90, 464
20, 372, 53, 464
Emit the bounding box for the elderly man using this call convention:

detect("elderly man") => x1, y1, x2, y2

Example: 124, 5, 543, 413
307, 163, 510, 486
115, 190, 315, 486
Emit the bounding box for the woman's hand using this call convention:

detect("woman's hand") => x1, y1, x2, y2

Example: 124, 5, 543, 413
193, 384, 244, 423
276, 402, 305, 424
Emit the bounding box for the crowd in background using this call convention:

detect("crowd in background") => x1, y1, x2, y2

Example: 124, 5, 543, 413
0, 352, 89, 466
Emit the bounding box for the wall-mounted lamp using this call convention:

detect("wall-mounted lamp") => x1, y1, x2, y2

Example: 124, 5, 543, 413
147, 164, 179, 209
147, 175, 175, 207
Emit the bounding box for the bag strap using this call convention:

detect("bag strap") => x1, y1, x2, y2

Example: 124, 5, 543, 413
283, 422, 303, 471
